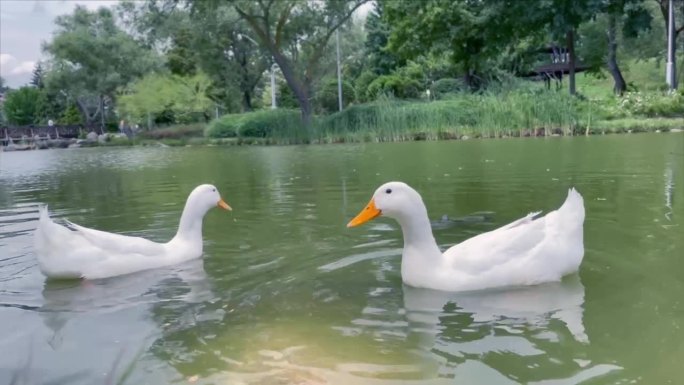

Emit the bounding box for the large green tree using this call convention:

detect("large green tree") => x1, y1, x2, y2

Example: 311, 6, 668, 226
383, 0, 550, 90
43, 6, 158, 127
223, 0, 370, 124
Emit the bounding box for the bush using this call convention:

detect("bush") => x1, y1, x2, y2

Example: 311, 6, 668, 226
205, 114, 240, 138
430, 78, 466, 99
205, 109, 302, 139
366, 75, 422, 100
353, 71, 377, 103
2, 87, 41, 125
316, 78, 355, 114
141, 124, 205, 140
275, 80, 300, 109
616, 92, 684, 117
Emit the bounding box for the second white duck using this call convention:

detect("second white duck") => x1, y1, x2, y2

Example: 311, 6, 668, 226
35, 184, 231, 280
347, 182, 585, 292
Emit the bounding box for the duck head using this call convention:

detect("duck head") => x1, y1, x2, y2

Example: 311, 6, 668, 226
347, 182, 427, 227
187, 184, 232, 214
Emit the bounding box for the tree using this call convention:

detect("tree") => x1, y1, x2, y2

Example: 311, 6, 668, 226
608, 0, 653, 94
579, 0, 653, 95
43, 6, 159, 127
31, 62, 46, 89
120, 1, 268, 113
191, 5, 269, 112
118, 72, 213, 126
383, 0, 549, 90
224, 0, 370, 125
2, 87, 41, 125
364, 2, 398, 76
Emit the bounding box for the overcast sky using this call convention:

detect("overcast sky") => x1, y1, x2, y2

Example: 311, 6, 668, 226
0, 0, 120, 88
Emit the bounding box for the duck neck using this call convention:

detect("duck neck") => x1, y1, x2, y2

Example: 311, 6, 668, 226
395, 206, 443, 288
396, 206, 442, 259
174, 200, 206, 243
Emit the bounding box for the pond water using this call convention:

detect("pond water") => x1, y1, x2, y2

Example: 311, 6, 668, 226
0, 133, 682, 384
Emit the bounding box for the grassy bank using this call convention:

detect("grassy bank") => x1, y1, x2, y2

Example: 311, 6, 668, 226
198, 88, 682, 145
93, 81, 684, 147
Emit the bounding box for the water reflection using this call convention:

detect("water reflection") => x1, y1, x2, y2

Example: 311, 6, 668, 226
28, 260, 212, 384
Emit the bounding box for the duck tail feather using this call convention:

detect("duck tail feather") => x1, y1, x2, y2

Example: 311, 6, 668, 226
559, 187, 585, 225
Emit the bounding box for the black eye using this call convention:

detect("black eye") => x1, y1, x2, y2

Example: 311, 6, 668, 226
212, 188, 216, 192
385, 188, 392, 194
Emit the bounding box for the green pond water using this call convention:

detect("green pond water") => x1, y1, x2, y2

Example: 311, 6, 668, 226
0, 133, 682, 384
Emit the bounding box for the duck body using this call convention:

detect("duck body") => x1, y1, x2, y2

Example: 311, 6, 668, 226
348, 182, 584, 292
34, 184, 231, 280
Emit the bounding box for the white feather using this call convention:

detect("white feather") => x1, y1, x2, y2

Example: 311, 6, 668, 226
34, 184, 230, 279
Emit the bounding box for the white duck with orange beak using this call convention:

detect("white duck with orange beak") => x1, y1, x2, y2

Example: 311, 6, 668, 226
348, 182, 585, 292
35, 184, 231, 280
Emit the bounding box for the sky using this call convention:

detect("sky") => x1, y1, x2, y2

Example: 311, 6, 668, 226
0, 0, 119, 88
0, 0, 374, 89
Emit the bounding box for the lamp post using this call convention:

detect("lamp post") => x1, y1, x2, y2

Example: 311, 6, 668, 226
237, 33, 278, 108
336, 29, 343, 111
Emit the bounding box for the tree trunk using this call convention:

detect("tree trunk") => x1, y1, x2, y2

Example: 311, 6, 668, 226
75, 96, 100, 128
272, 52, 313, 126
566, 29, 576, 95
607, 15, 627, 96
242, 91, 253, 112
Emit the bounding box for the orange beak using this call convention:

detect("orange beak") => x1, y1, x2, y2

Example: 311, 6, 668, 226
217, 198, 232, 211
347, 198, 381, 228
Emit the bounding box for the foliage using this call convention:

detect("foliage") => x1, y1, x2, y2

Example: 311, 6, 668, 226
205, 109, 302, 139
614, 92, 684, 117
118, 72, 213, 126
366, 75, 422, 100
34, 88, 66, 124
31, 62, 46, 89
211, 0, 369, 123
275, 79, 300, 109
382, 0, 549, 89
60, 103, 83, 124
363, 2, 398, 75
205, 115, 240, 138
430, 78, 466, 99
139, 123, 205, 139
316, 78, 355, 113
43, 6, 159, 125
318, 89, 589, 140
2, 87, 41, 125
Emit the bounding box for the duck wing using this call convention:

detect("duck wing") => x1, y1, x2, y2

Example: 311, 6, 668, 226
443, 188, 584, 277
443, 212, 548, 275
63, 220, 165, 256
35, 206, 168, 279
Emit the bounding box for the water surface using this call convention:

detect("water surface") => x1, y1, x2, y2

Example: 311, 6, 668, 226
1, 134, 682, 384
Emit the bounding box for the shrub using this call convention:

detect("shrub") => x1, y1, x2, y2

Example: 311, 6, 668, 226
140, 124, 205, 140
366, 75, 422, 100
617, 92, 684, 117
430, 78, 466, 99
205, 109, 302, 139
316, 78, 355, 114
205, 115, 240, 138
275, 80, 300, 109
353, 71, 377, 103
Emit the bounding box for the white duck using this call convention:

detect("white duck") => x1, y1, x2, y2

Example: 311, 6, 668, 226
347, 182, 585, 292
34, 184, 231, 280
